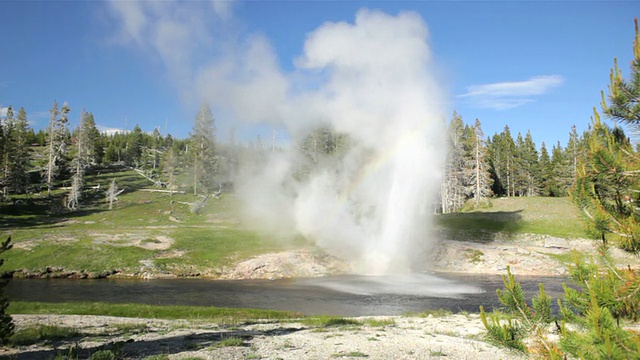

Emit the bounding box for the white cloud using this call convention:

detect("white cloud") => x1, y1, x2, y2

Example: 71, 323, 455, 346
458, 75, 564, 110
97, 125, 128, 135
0, 107, 7, 117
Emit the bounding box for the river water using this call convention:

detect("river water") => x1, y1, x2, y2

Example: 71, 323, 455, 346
5, 273, 570, 316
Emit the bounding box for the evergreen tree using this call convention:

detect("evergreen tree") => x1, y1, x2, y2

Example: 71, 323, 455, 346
0, 106, 31, 196
441, 111, 467, 213
486, 134, 504, 196
0, 106, 14, 198
189, 103, 218, 195
67, 110, 95, 210
572, 110, 640, 250
600, 18, 640, 131
465, 119, 493, 206
81, 112, 101, 165
522, 131, 541, 196
573, 19, 640, 252
487, 126, 517, 197
538, 142, 552, 196
513, 133, 527, 196
566, 125, 581, 184
550, 141, 570, 196
7, 107, 32, 194
125, 124, 143, 167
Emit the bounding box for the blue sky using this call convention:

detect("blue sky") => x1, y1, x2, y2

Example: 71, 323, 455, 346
0, 1, 637, 149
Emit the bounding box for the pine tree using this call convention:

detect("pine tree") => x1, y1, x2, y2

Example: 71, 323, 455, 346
81, 112, 101, 166
550, 141, 570, 196
600, 18, 640, 131
572, 110, 640, 250
67, 110, 94, 211
0, 106, 14, 198
441, 112, 467, 213
538, 142, 552, 196
465, 119, 493, 206
125, 124, 144, 167
566, 125, 581, 184
573, 18, 640, 252
522, 131, 541, 196
189, 103, 218, 195
7, 107, 32, 194
487, 126, 517, 197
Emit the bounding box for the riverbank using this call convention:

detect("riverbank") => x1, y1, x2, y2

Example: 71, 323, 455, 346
3, 314, 527, 360
8, 234, 640, 280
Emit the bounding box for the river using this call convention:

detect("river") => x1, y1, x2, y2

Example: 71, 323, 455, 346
5, 273, 570, 316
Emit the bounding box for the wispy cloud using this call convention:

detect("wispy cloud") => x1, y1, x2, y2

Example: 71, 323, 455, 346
458, 75, 564, 110
0, 107, 7, 118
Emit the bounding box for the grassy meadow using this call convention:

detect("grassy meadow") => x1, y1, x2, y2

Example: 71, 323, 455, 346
435, 196, 590, 242
0, 168, 309, 278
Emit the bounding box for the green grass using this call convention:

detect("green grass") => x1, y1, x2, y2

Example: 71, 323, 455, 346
436, 197, 589, 242
301, 316, 362, 328
363, 318, 395, 327
212, 337, 245, 348
331, 351, 368, 358
0, 168, 298, 276
8, 301, 303, 322
10, 324, 82, 346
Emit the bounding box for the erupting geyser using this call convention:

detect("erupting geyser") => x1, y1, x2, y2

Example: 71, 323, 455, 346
234, 9, 447, 275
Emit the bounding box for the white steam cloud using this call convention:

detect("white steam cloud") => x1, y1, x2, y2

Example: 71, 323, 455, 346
108, 4, 447, 274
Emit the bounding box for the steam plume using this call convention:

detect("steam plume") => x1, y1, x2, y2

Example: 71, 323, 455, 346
109, 5, 447, 274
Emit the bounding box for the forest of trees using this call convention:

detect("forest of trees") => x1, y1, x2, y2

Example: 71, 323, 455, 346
440, 112, 585, 213
0, 96, 629, 217
0, 101, 223, 207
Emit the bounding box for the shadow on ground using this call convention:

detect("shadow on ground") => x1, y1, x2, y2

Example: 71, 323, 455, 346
435, 210, 524, 243
4, 326, 305, 360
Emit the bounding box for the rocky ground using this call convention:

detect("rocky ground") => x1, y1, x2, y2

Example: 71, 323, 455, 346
2, 314, 527, 360
4, 235, 639, 359
218, 235, 640, 279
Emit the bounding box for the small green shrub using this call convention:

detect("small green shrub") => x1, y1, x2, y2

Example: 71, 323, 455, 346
214, 337, 244, 348
302, 316, 362, 327
363, 318, 395, 327
90, 349, 119, 360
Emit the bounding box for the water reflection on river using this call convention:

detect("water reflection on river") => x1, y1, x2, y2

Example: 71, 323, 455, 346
6, 273, 569, 316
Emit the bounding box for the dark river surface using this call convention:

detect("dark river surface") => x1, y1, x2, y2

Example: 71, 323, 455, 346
5, 273, 571, 316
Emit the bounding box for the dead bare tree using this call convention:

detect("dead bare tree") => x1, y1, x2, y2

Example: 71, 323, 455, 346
105, 179, 124, 210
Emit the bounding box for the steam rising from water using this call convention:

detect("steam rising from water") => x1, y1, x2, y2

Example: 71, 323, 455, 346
109, 5, 447, 274
299, 274, 484, 297
235, 10, 447, 274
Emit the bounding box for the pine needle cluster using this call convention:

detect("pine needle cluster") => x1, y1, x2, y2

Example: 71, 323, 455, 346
481, 260, 640, 359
